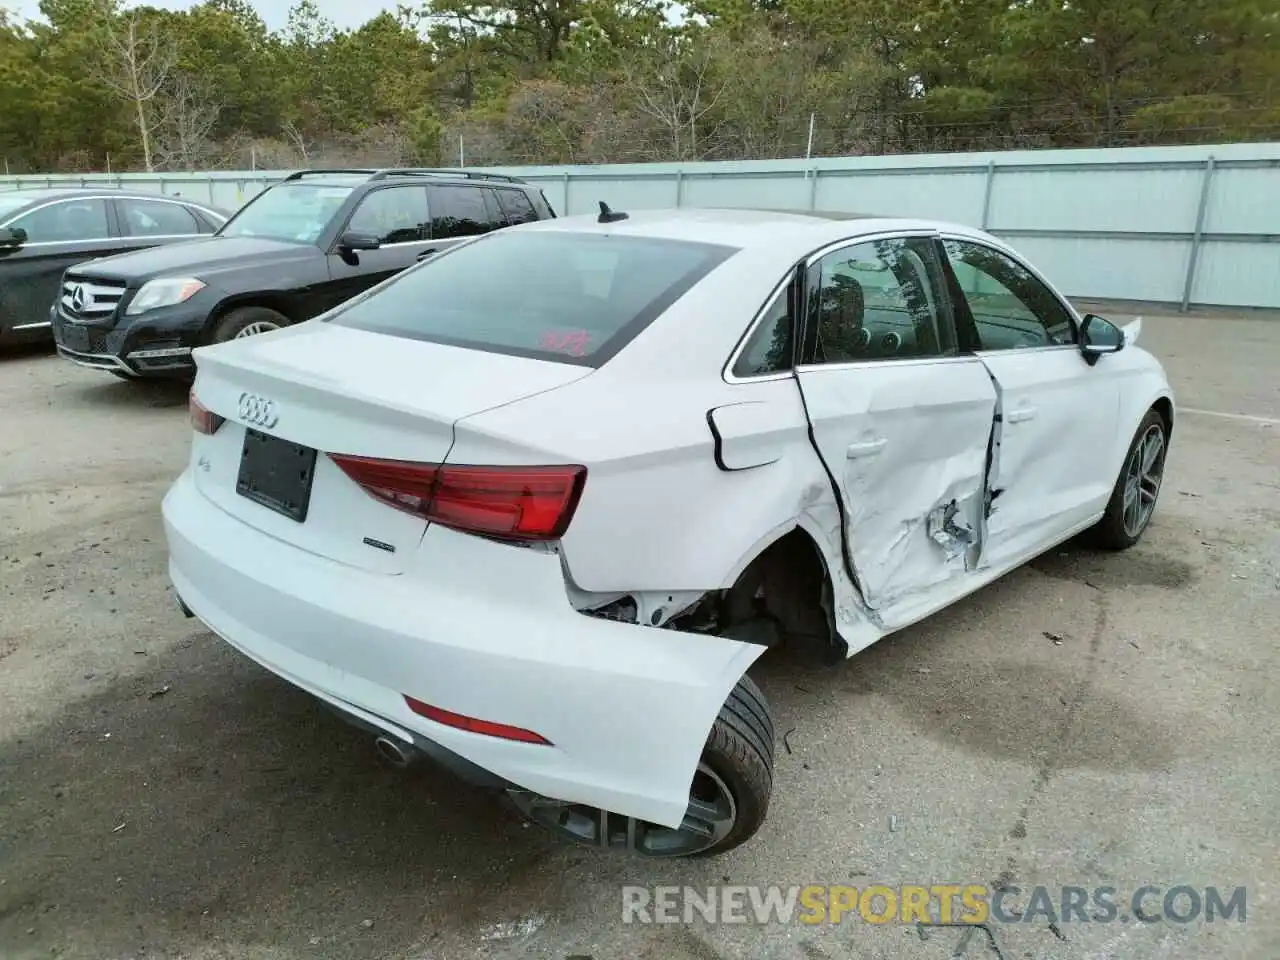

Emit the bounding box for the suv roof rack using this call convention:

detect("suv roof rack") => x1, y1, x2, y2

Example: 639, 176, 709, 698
367, 167, 526, 184
281, 169, 379, 181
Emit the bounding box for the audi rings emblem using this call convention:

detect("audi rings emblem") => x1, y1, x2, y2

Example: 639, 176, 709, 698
238, 392, 279, 429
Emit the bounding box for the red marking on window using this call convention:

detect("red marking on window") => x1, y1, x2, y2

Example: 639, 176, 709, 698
539, 330, 592, 357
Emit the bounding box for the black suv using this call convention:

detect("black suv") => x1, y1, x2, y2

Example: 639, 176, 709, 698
50, 168, 556, 379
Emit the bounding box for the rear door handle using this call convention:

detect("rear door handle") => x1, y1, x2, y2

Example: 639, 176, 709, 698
416, 248, 440, 261
1007, 406, 1038, 424
846, 438, 888, 459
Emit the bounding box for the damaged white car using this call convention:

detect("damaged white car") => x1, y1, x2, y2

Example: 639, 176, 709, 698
163, 206, 1174, 857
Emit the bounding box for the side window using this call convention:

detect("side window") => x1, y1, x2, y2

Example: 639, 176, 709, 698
733, 283, 793, 378
942, 239, 1076, 350
428, 185, 493, 239
494, 188, 539, 226
9, 199, 110, 242
805, 236, 955, 363
118, 197, 200, 237
345, 186, 429, 244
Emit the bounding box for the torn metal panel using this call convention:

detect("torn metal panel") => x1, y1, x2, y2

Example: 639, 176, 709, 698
927, 498, 978, 564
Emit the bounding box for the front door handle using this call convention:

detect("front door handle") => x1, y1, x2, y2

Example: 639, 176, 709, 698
1007, 406, 1038, 424
846, 437, 888, 459
416, 248, 440, 261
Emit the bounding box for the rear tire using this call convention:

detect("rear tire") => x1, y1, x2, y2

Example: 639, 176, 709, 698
1090, 408, 1168, 550
210, 305, 289, 344
691, 672, 775, 857
505, 673, 775, 857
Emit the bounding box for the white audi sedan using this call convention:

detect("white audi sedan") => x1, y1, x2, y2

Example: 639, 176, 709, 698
164, 206, 1173, 857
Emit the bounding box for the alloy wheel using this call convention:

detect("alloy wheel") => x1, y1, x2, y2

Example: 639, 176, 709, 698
508, 762, 738, 857
1122, 423, 1165, 538
233, 320, 281, 338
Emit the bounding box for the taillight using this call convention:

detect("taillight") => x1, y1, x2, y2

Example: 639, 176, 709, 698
404, 695, 552, 745
329, 454, 585, 541
189, 390, 224, 435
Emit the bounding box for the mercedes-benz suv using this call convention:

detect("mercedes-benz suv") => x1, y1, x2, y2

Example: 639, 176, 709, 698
51, 168, 555, 380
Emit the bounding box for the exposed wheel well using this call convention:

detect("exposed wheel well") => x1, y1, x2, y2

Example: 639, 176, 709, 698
704, 528, 845, 663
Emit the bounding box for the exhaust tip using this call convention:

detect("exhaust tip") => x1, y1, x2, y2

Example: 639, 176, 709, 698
374, 735, 416, 769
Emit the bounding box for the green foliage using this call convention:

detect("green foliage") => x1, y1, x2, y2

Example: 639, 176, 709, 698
0, 0, 1274, 173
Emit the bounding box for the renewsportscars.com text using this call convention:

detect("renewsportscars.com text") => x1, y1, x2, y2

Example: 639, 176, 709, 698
621, 884, 1247, 926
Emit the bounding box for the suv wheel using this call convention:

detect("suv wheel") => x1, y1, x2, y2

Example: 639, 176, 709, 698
211, 306, 289, 343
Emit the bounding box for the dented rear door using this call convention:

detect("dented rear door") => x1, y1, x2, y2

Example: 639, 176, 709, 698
794, 233, 999, 611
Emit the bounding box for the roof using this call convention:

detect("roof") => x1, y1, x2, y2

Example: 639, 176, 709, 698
0, 187, 106, 204
519, 206, 987, 251
0, 187, 227, 210
278, 168, 530, 187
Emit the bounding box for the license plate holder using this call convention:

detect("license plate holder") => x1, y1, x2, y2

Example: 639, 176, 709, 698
236, 428, 318, 523
59, 322, 90, 352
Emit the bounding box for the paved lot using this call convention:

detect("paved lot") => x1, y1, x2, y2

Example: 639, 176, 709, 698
1, 307, 1278, 960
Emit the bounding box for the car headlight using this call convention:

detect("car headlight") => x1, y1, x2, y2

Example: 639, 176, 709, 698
126, 277, 206, 316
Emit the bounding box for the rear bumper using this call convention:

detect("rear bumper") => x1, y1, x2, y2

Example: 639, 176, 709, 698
162, 469, 763, 827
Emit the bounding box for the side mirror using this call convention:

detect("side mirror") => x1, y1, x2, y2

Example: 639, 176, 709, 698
1079, 313, 1125, 366
338, 230, 381, 252
0, 226, 27, 249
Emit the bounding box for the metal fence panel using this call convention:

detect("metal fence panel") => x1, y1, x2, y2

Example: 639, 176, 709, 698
987, 167, 1207, 233
1194, 242, 1280, 308
3, 142, 1277, 308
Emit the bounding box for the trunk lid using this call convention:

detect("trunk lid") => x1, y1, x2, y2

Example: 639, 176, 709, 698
189, 323, 592, 573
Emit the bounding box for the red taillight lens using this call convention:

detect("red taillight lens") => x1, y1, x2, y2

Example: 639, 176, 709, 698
189, 390, 224, 435
404, 695, 552, 745
329, 455, 586, 542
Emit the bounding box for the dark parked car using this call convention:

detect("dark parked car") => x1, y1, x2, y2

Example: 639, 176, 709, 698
50, 168, 557, 380
0, 188, 229, 346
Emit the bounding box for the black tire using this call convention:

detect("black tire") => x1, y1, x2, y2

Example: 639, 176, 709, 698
1090, 408, 1168, 550
690, 673, 775, 857
505, 674, 775, 857
210, 305, 289, 344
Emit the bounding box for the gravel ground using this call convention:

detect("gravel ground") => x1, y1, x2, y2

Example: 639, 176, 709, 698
1, 306, 1277, 960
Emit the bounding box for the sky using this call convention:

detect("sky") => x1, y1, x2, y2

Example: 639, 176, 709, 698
3, 0, 400, 32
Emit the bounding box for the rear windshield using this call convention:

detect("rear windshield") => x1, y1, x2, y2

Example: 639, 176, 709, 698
327, 230, 737, 366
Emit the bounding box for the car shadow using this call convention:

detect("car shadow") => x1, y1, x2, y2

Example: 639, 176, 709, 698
71, 375, 191, 409
0, 339, 55, 361
0, 634, 561, 955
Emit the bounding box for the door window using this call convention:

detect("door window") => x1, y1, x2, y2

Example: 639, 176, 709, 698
344, 186, 429, 244
118, 197, 201, 237
428, 185, 499, 239
9, 198, 110, 242
804, 236, 955, 363
494, 188, 539, 226
942, 239, 1077, 350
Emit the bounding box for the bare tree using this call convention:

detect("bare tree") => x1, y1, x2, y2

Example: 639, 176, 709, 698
281, 120, 311, 165
151, 72, 223, 170
93, 6, 177, 172
621, 33, 727, 161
